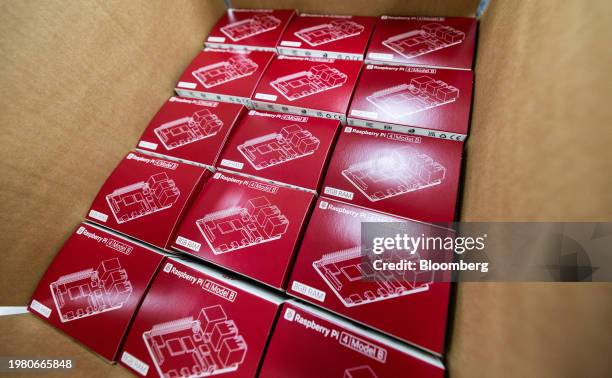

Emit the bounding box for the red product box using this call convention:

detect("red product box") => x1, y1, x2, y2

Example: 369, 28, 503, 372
205, 9, 296, 52
28, 222, 167, 361
119, 257, 283, 377
277, 14, 377, 61
287, 197, 452, 355
348, 64, 473, 141
321, 125, 462, 223
171, 170, 315, 289
86, 151, 210, 250
260, 301, 445, 377
251, 55, 363, 123
175, 49, 275, 107
217, 109, 340, 192
136, 97, 246, 167
365, 16, 477, 70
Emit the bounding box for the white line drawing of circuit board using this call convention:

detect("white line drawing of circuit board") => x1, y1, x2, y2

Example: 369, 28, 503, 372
344, 365, 378, 378
50, 258, 133, 323
221, 14, 281, 41
196, 196, 289, 255
366, 76, 459, 118
143, 305, 247, 378
382, 23, 465, 60
237, 125, 320, 170
294, 20, 365, 46
106, 173, 181, 224
342, 148, 446, 202
270, 64, 348, 101
192, 56, 259, 88
313, 247, 432, 307
154, 109, 224, 151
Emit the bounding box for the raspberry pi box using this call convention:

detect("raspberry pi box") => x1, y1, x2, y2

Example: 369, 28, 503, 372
119, 257, 283, 377
348, 64, 473, 141
259, 301, 445, 378
28, 222, 166, 362
277, 14, 377, 60
172, 170, 315, 289
251, 55, 362, 123
322, 125, 463, 223
175, 49, 275, 107
365, 16, 477, 70
136, 97, 246, 167
205, 9, 296, 52
217, 109, 341, 192
287, 197, 452, 355
86, 151, 210, 250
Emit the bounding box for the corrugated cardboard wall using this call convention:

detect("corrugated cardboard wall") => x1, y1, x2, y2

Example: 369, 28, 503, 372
0, 0, 610, 377
453, 0, 612, 377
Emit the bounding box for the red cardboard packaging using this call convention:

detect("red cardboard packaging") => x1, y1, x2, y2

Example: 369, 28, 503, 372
136, 97, 246, 167
260, 301, 445, 377
119, 257, 283, 377
365, 16, 477, 70
321, 125, 462, 223
171, 170, 315, 289
28, 222, 167, 361
86, 151, 210, 250
205, 9, 296, 52
251, 55, 363, 123
287, 197, 452, 355
277, 14, 377, 61
348, 64, 473, 141
217, 109, 340, 192
175, 49, 275, 107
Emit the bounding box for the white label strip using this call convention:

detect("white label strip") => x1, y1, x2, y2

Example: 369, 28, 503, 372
175, 236, 201, 252
88, 209, 108, 222
177, 81, 197, 89
138, 141, 158, 150
29, 300, 52, 318
220, 159, 244, 170
254, 93, 277, 101
121, 351, 150, 376
350, 109, 378, 119
291, 281, 326, 302
277, 47, 363, 61
280, 40, 302, 47
323, 186, 354, 200
207, 36, 226, 43
368, 52, 394, 60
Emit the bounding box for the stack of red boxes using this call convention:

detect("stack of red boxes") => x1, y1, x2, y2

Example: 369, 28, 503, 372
28, 6, 477, 377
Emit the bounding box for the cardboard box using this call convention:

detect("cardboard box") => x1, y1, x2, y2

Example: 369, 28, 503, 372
348, 64, 473, 141
86, 151, 210, 250
172, 170, 315, 289
118, 257, 283, 377
205, 8, 296, 52
277, 13, 377, 61
217, 109, 341, 191
251, 55, 363, 123
287, 197, 452, 355
321, 125, 462, 223
28, 222, 167, 361
136, 97, 246, 167
365, 16, 477, 70
260, 301, 445, 377
175, 49, 275, 107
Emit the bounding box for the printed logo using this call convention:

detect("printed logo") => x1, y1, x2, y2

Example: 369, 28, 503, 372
344, 127, 353, 133
76, 226, 86, 235
319, 201, 329, 210
284, 308, 296, 321
163, 263, 173, 273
